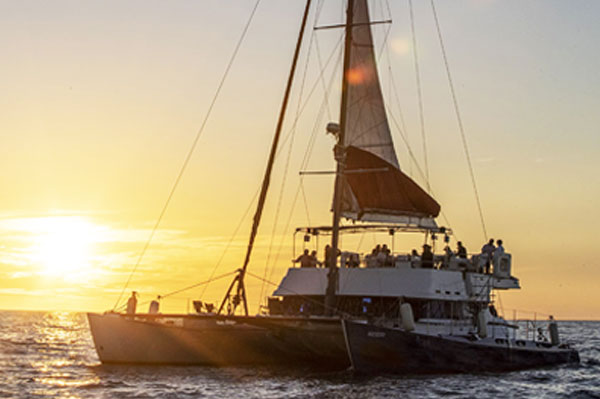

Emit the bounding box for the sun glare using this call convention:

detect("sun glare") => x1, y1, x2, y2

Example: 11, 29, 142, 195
23, 216, 104, 276
391, 37, 410, 56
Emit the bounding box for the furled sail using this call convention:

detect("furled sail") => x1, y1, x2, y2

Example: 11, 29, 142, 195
340, 0, 440, 225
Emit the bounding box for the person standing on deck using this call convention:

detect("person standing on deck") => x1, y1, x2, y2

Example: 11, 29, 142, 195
293, 249, 313, 268
126, 291, 138, 314
421, 245, 434, 268
481, 239, 495, 273
410, 249, 421, 268
456, 241, 467, 259
495, 239, 505, 256
493, 239, 505, 271
309, 250, 320, 267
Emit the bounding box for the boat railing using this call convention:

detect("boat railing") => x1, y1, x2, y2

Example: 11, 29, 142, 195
290, 249, 510, 277
495, 308, 559, 342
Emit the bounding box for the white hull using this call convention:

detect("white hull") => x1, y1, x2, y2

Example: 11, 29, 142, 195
88, 313, 279, 365
87, 312, 348, 366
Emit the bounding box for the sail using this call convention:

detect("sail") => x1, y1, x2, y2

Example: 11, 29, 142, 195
340, 0, 440, 223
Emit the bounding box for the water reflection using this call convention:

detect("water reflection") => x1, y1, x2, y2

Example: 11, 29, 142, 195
0, 311, 99, 398
0, 311, 598, 399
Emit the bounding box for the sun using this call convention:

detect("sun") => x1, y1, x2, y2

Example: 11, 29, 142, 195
26, 216, 103, 276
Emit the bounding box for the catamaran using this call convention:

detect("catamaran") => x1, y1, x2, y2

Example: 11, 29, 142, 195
88, 0, 579, 372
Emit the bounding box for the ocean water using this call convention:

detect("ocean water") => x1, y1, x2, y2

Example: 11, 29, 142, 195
0, 311, 598, 398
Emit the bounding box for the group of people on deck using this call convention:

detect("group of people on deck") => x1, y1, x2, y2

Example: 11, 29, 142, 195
410, 238, 505, 272
480, 238, 505, 273
369, 244, 394, 267
410, 241, 467, 269
293, 238, 506, 273
292, 249, 320, 268
294, 244, 350, 268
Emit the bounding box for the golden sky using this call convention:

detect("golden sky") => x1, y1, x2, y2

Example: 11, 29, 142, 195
0, 0, 599, 319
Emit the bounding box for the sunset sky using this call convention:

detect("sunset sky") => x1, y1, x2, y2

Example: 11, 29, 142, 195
1, 0, 599, 319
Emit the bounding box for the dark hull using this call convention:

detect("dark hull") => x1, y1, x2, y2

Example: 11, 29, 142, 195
244, 316, 349, 368
87, 313, 349, 368
342, 320, 580, 374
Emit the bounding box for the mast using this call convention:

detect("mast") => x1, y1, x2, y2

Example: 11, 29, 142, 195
218, 0, 313, 316
325, 0, 355, 316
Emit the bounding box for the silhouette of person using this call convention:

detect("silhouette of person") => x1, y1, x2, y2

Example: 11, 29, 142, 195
293, 249, 312, 268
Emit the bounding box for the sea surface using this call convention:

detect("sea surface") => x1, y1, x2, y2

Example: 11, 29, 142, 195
0, 311, 598, 398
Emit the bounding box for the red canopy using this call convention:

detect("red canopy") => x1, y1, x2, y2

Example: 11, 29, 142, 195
342, 146, 440, 219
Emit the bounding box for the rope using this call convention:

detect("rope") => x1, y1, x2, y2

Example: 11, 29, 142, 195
113, 270, 238, 313
313, 0, 333, 121
313, 36, 333, 121
299, 180, 312, 226
263, 33, 343, 300
275, 32, 344, 157
198, 187, 260, 300
385, 53, 422, 185
258, 4, 319, 311
408, 0, 430, 191
430, 0, 488, 240
238, 28, 341, 306
162, 270, 239, 301
112, 0, 263, 311
388, 108, 455, 235
266, 59, 340, 286
388, 110, 429, 197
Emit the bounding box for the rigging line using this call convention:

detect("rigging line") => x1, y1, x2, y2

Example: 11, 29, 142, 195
274, 33, 344, 160
263, 99, 326, 292
356, 232, 366, 252
301, 44, 343, 170
162, 270, 239, 301
257, 3, 330, 305
313, 0, 333, 121
341, 17, 393, 155
388, 109, 429, 188
384, 42, 413, 174
388, 106, 454, 231
266, 184, 302, 286
383, 39, 455, 233
272, 41, 341, 268
503, 307, 551, 318
112, 270, 238, 313
384, 53, 458, 232
111, 0, 263, 312
314, 37, 332, 121
409, 0, 430, 192
234, 0, 313, 318
385, 53, 410, 150
430, 0, 488, 240
376, 12, 392, 60
266, 45, 342, 286
265, 105, 328, 285
265, 7, 341, 157
299, 180, 312, 226
198, 187, 260, 301
258, 7, 319, 310
384, 0, 392, 20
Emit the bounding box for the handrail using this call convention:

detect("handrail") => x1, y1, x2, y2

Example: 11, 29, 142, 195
295, 224, 451, 235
